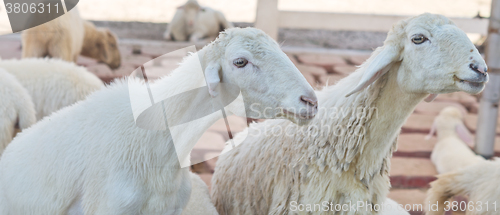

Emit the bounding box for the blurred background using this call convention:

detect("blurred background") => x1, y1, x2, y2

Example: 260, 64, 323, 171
78, 0, 492, 23
75, 0, 491, 48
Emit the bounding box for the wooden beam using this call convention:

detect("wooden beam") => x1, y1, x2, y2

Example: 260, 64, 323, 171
254, 0, 279, 40
278, 11, 489, 34
475, 0, 500, 159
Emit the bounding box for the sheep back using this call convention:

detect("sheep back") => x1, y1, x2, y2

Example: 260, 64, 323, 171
182, 172, 219, 215
0, 58, 103, 120
0, 69, 36, 154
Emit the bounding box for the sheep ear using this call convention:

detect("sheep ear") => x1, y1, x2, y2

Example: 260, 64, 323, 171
106, 30, 114, 38
456, 123, 474, 148
425, 119, 437, 140
205, 62, 221, 97
345, 46, 400, 97
425, 94, 438, 102
97, 43, 108, 61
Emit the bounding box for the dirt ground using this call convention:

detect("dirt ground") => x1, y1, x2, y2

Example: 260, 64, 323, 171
78, 0, 492, 23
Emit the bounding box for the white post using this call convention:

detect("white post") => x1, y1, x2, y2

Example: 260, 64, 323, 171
254, 0, 279, 41
475, 0, 500, 158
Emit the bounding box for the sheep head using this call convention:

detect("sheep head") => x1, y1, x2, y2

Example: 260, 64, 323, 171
346, 13, 488, 102
180, 0, 202, 32
427, 106, 473, 146
101, 29, 121, 69
202, 27, 318, 125
81, 22, 122, 69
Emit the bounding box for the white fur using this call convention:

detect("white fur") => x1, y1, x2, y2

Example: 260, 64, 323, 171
0, 69, 36, 154
425, 159, 500, 215
211, 14, 488, 215
0, 58, 103, 120
182, 173, 218, 215
429, 106, 485, 174
0, 28, 316, 215
164, 0, 234, 42
425, 108, 499, 215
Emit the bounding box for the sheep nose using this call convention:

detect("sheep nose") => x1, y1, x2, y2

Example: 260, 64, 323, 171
470, 63, 487, 75
300, 95, 318, 109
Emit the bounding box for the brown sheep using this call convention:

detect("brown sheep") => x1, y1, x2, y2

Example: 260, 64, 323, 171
80, 21, 121, 69
22, 9, 121, 69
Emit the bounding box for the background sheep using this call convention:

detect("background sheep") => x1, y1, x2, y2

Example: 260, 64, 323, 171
0, 28, 317, 215
0, 58, 104, 120
22, 9, 84, 62
0, 69, 36, 154
80, 20, 121, 69
163, 0, 234, 42
424, 107, 498, 215
22, 9, 121, 69
211, 14, 488, 215
425, 160, 500, 215
427, 106, 485, 174
182, 172, 219, 215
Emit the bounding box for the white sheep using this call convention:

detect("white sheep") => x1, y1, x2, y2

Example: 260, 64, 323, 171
0, 58, 104, 120
427, 106, 485, 174
425, 159, 500, 215
211, 13, 489, 215
182, 173, 219, 215
424, 108, 498, 215
163, 0, 234, 42
0, 27, 317, 215
22, 8, 121, 69
0, 68, 36, 154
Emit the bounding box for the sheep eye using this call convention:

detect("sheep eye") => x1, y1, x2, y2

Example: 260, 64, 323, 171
411, 35, 428, 44
233, 58, 248, 68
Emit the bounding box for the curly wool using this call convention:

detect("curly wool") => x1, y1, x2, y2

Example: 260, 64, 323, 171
212, 13, 484, 215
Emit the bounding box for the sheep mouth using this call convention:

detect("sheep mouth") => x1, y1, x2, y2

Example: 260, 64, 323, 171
454, 75, 486, 88
283, 109, 316, 120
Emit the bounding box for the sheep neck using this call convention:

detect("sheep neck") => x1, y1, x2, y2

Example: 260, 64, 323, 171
352, 64, 427, 180
146, 48, 227, 167
80, 21, 99, 59
436, 127, 460, 141
308, 63, 428, 181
